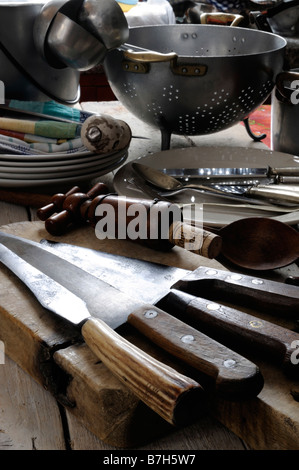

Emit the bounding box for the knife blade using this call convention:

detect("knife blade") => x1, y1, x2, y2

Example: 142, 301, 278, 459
132, 162, 269, 206
13, 234, 299, 378
0, 232, 264, 402
133, 163, 299, 206
40, 239, 299, 378
160, 166, 299, 180
0, 241, 206, 425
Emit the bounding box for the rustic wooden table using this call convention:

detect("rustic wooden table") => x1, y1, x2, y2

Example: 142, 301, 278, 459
0, 101, 298, 451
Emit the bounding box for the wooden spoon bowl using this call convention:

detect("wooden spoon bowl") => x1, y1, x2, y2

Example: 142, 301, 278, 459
217, 217, 299, 270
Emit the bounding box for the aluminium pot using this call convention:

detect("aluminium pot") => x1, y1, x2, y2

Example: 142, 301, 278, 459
104, 24, 286, 149
0, 0, 80, 103
0, 0, 128, 104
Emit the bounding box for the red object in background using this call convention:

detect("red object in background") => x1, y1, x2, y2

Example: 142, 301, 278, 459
242, 105, 272, 148
80, 69, 116, 102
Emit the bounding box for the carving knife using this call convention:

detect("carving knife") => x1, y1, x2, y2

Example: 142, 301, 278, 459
1, 231, 298, 380
0, 231, 263, 401
0, 240, 205, 425
34, 238, 299, 379
160, 166, 299, 182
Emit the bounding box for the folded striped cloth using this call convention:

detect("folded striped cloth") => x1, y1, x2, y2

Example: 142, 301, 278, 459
0, 100, 94, 155
6, 100, 92, 123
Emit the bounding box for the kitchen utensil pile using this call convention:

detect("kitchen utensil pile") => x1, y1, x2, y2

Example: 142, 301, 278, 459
0, 230, 299, 427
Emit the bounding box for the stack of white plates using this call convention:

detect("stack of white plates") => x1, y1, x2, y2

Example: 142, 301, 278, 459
0, 148, 128, 188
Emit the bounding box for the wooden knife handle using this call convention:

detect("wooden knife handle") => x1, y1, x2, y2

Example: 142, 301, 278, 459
160, 290, 299, 377
81, 316, 206, 426
128, 305, 263, 399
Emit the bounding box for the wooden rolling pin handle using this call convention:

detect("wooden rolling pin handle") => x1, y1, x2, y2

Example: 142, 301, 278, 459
169, 221, 222, 259
37, 186, 81, 221
45, 210, 74, 236
44, 193, 90, 235
41, 183, 109, 235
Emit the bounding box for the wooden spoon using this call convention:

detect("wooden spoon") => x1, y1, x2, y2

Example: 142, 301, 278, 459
208, 217, 299, 270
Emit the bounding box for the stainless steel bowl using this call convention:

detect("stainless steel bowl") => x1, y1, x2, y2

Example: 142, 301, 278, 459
46, 12, 107, 71
0, 0, 80, 103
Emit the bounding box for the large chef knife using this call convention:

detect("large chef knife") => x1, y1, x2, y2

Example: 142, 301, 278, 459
36, 239, 299, 379
160, 166, 299, 181
0, 241, 205, 425
0, 231, 298, 380
0, 232, 264, 407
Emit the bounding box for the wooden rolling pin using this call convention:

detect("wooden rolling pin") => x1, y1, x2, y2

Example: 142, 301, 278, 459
37, 183, 222, 259
0, 188, 53, 207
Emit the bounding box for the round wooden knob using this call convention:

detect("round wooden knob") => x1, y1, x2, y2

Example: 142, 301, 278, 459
37, 186, 80, 221
81, 114, 132, 153
40, 182, 110, 235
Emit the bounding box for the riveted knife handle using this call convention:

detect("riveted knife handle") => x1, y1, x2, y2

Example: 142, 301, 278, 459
81, 316, 206, 426
128, 305, 263, 399
161, 290, 299, 377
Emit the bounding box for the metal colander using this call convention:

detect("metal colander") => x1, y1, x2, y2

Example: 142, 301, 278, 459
104, 24, 286, 149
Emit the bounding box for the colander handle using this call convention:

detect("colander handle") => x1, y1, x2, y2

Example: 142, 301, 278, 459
123, 50, 178, 64
200, 13, 244, 27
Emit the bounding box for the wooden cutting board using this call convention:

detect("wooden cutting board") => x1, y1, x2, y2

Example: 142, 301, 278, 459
0, 220, 299, 449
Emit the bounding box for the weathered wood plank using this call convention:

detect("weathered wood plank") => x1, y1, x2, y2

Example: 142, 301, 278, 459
0, 355, 66, 450
0, 220, 298, 449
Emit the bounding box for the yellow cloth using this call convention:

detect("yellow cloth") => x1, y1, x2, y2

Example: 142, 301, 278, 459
117, 0, 137, 12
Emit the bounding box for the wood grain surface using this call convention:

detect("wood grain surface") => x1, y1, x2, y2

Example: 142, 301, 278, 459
0, 220, 299, 450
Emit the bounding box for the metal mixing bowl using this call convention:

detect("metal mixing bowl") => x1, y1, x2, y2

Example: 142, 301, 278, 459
104, 24, 286, 149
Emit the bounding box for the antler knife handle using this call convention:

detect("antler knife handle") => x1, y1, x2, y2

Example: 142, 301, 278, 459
159, 289, 299, 377
81, 316, 206, 426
